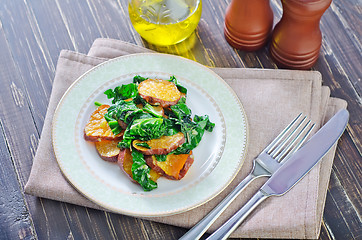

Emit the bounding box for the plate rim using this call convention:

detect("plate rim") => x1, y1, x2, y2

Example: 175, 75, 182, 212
52, 52, 249, 217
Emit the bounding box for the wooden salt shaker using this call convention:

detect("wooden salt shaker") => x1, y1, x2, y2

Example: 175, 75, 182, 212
270, 0, 332, 69
224, 0, 273, 51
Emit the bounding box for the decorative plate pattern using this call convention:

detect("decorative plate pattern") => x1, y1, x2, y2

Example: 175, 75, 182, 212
52, 53, 248, 217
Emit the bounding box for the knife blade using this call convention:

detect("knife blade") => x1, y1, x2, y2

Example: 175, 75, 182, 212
207, 109, 349, 240
262, 109, 349, 195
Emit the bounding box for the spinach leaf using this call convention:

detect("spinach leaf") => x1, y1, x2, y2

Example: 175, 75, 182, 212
172, 117, 205, 154
131, 150, 157, 191
169, 100, 215, 154
118, 117, 167, 149
194, 115, 215, 132
142, 103, 163, 118
133, 75, 148, 84
155, 154, 167, 162
104, 83, 138, 104
168, 76, 187, 94
105, 100, 142, 124
103, 109, 123, 135
117, 137, 132, 149
135, 142, 151, 149
162, 118, 180, 136
129, 118, 166, 140
104, 100, 151, 135
94, 101, 102, 107
169, 97, 190, 119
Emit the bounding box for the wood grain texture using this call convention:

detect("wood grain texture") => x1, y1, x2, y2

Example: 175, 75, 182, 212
0, 122, 34, 240
0, 0, 360, 239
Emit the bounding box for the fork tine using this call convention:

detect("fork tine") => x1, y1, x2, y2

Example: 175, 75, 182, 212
276, 121, 315, 162
269, 116, 308, 157
279, 123, 315, 162
264, 113, 303, 153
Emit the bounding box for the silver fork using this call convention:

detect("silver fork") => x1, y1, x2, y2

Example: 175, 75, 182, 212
179, 113, 315, 240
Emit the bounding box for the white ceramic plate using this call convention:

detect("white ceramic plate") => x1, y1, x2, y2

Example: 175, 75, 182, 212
52, 53, 248, 217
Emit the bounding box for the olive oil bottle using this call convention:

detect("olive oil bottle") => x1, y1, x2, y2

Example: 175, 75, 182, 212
129, 0, 202, 46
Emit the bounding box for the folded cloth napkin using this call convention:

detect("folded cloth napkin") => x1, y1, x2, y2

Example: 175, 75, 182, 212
25, 38, 347, 239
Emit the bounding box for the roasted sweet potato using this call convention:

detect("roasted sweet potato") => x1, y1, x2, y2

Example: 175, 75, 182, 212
145, 151, 194, 180
138, 79, 181, 108
95, 140, 120, 162
118, 148, 161, 183
118, 148, 135, 182
84, 105, 123, 142
132, 132, 185, 155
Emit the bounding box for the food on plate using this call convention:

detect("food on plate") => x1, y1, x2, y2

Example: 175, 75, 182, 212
132, 132, 185, 155
84, 104, 124, 142
95, 140, 120, 162
118, 148, 161, 183
145, 152, 194, 180
138, 78, 182, 108
84, 75, 215, 191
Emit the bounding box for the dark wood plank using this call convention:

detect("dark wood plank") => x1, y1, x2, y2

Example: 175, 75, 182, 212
319, 221, 334, 240
0, 17, 39, 195
0, 15, 81, 240
0, 122, 34, 240
313, 3, 362, 236
323, 169, 361, 239
322, 0, 362, 95
322, 135, 362, 239
0, 0, 58, 132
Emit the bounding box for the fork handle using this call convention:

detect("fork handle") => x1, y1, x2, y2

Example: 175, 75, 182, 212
179, 173, 255, 240
206, 190, 269, 240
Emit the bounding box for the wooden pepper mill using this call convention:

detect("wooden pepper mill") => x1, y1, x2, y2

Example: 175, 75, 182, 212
270, 0, 332, 69
224, 0, 273, 51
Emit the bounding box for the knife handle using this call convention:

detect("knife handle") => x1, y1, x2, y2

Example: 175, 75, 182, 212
206, 190, 269, 240
179, 174, 255, 240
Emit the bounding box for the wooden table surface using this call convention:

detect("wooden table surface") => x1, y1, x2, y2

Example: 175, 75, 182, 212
0, 0, 360, 239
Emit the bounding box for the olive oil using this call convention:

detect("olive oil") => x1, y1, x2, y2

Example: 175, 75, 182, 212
129, 0, 202, 46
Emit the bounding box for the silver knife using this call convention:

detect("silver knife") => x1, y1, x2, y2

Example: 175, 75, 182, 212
206, 109, 349, 240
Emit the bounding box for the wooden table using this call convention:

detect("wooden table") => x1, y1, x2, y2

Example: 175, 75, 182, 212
0, 0, 360, 239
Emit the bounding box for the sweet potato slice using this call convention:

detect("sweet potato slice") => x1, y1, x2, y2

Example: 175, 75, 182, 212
138, 79, 181, 108
95, 140, 120, 162
132, 132, 185, 155
118, 149, 161, 183
149, 168, 161, 182
118, 148, 135, 182
84, 105, 123, 142
145, 151, 194, 180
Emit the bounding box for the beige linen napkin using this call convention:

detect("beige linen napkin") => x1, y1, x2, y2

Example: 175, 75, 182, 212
25, 38, 347, 239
